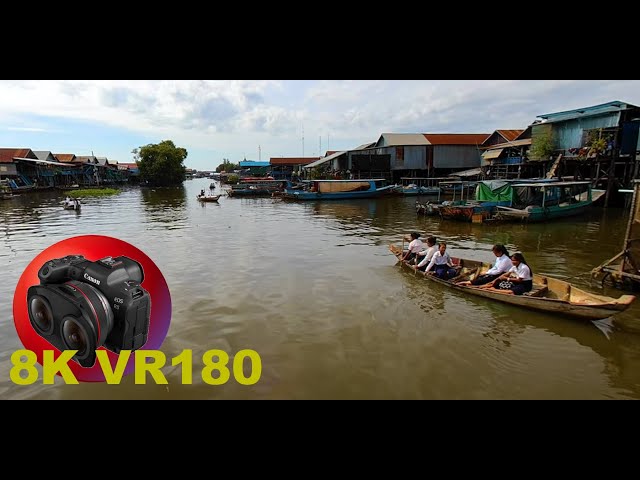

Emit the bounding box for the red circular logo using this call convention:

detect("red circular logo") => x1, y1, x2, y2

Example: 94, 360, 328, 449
13, 235, 171, 382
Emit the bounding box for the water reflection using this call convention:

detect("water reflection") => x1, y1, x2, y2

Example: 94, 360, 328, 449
1, 179, 639, 399
140, 186, 188, 230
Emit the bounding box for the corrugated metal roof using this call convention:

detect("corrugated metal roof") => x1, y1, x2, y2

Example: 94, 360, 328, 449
423, 133, 490, 145
496, 130, 524, 142
0, 148, 34, 163
377, 133, 430, 147
450, 167, 482, 177
304, 151, 347, 169
75, 155, 98, 164
96, 156, 109, 166
537, 100, 638, 123
239, 161, 270, 167
33, 151, 54, 161
354, 142, 376, 150
54, 153, 76, 163
484, 138, 532, 150
14, 157, 70, 167
482, 148, 504, 160
270, 157, 319, 166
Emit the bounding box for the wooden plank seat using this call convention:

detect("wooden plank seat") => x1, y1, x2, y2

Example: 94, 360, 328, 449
523, 284, 548, 297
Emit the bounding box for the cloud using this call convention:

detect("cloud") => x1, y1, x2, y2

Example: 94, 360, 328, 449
7, 126, 49, 132
2, 80, 640, 165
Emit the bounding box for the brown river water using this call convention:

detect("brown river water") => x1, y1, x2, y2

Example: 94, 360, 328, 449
1, 179, 639, 399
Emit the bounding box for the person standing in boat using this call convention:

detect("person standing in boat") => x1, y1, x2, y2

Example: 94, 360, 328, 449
481, 252, 533, 295
461, 244, 511, 286
414, 236, 437, 271
424, 243, 457, 280
402, 232, 424, 263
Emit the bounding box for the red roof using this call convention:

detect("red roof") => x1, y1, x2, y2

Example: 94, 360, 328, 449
325, 150, 338, 157
54, 153, 76, 163
0, 148, 34, 163
118, 163, 138, 168
270, 157, 320, 166
496, 130, 524, 142
423, 134, 490, 145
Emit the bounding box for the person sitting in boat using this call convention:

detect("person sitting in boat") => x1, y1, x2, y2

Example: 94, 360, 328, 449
414, 236, 437, 271
401, 232, 424, 263
63, 196, 73, 208
424, 242, 458, 280
481, 252, 533, 295
460, 244, 511, 286
200, 189, 205, 197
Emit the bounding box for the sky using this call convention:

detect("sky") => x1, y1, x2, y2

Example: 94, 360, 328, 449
1, 80, 639, 171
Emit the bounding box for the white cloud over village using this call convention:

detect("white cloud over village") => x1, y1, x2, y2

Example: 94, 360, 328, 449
1, 80, 639, 169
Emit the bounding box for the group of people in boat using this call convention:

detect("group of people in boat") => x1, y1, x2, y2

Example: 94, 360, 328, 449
401, 233, 533, 295
63, 196, 80, 210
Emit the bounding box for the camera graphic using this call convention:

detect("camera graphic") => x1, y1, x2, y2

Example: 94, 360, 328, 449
27, 255, 151, 368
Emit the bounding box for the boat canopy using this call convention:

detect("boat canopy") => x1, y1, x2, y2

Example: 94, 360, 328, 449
475, 180, 514, 202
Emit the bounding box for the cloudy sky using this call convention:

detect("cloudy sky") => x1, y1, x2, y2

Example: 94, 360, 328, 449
1, 80, 639, 170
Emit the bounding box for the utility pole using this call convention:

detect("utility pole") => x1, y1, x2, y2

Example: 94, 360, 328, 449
259, 145, 261, 161
302, 123, 305, 158
319, 136, 322, 157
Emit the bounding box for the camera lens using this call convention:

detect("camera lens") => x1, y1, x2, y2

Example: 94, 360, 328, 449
65, 280, 114, 349
29, 295, 54, 335
62, 318, 89, 356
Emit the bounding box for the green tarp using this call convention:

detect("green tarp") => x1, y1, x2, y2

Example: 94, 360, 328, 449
475, 181, 514, 202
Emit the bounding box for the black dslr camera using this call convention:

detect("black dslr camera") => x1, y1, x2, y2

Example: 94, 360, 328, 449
27, 255, 151, 368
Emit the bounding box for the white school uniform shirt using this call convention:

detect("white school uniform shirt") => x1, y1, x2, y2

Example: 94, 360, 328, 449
486, 254, 512, 275
417, 245, 437, 267
508, 263, 532, 281
425, 251, 452, 272
408, 238, 424, 253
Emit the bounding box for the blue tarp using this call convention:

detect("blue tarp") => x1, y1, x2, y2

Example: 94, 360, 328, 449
239, 161, 270, 167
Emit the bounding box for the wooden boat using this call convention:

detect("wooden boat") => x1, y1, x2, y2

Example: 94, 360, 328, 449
227, 179, 290, 197
197, 195, 220, 202
415, 200, 443, 216
393, 177, 451, 196
282, 179, 394, 200
63, 200, 81, 211
494, 181, 605, 222
438, 180, 516, 222
389, 244, 635, 320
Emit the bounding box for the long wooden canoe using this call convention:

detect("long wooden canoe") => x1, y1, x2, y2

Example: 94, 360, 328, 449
389, 244, 635, 320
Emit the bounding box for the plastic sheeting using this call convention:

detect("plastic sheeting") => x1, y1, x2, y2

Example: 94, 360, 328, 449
475, 181, 514, 202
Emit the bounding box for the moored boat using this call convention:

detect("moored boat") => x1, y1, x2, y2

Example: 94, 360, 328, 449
389, 244, 635, 320
282, 179, 394, 200
494, 181, 604, 222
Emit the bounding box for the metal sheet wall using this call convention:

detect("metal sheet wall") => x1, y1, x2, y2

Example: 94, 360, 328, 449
433, 145, 482, 168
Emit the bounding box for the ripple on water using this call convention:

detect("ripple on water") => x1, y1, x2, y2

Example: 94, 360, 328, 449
1, 184, 639, 399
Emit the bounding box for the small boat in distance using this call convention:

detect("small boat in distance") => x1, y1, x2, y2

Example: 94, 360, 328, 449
282, 179, 394, 200
197, 195, 220, 202
389, 243, 635, 320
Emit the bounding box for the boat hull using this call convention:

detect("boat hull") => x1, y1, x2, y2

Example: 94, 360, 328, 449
389, 244, 635, 320
283, 185, 394, 200
496, 201, 593, 222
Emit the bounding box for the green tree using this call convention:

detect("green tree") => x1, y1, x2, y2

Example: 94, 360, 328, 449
216, 158, 240, 173
137, 140, 187, 186
530, 131, 556, 161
